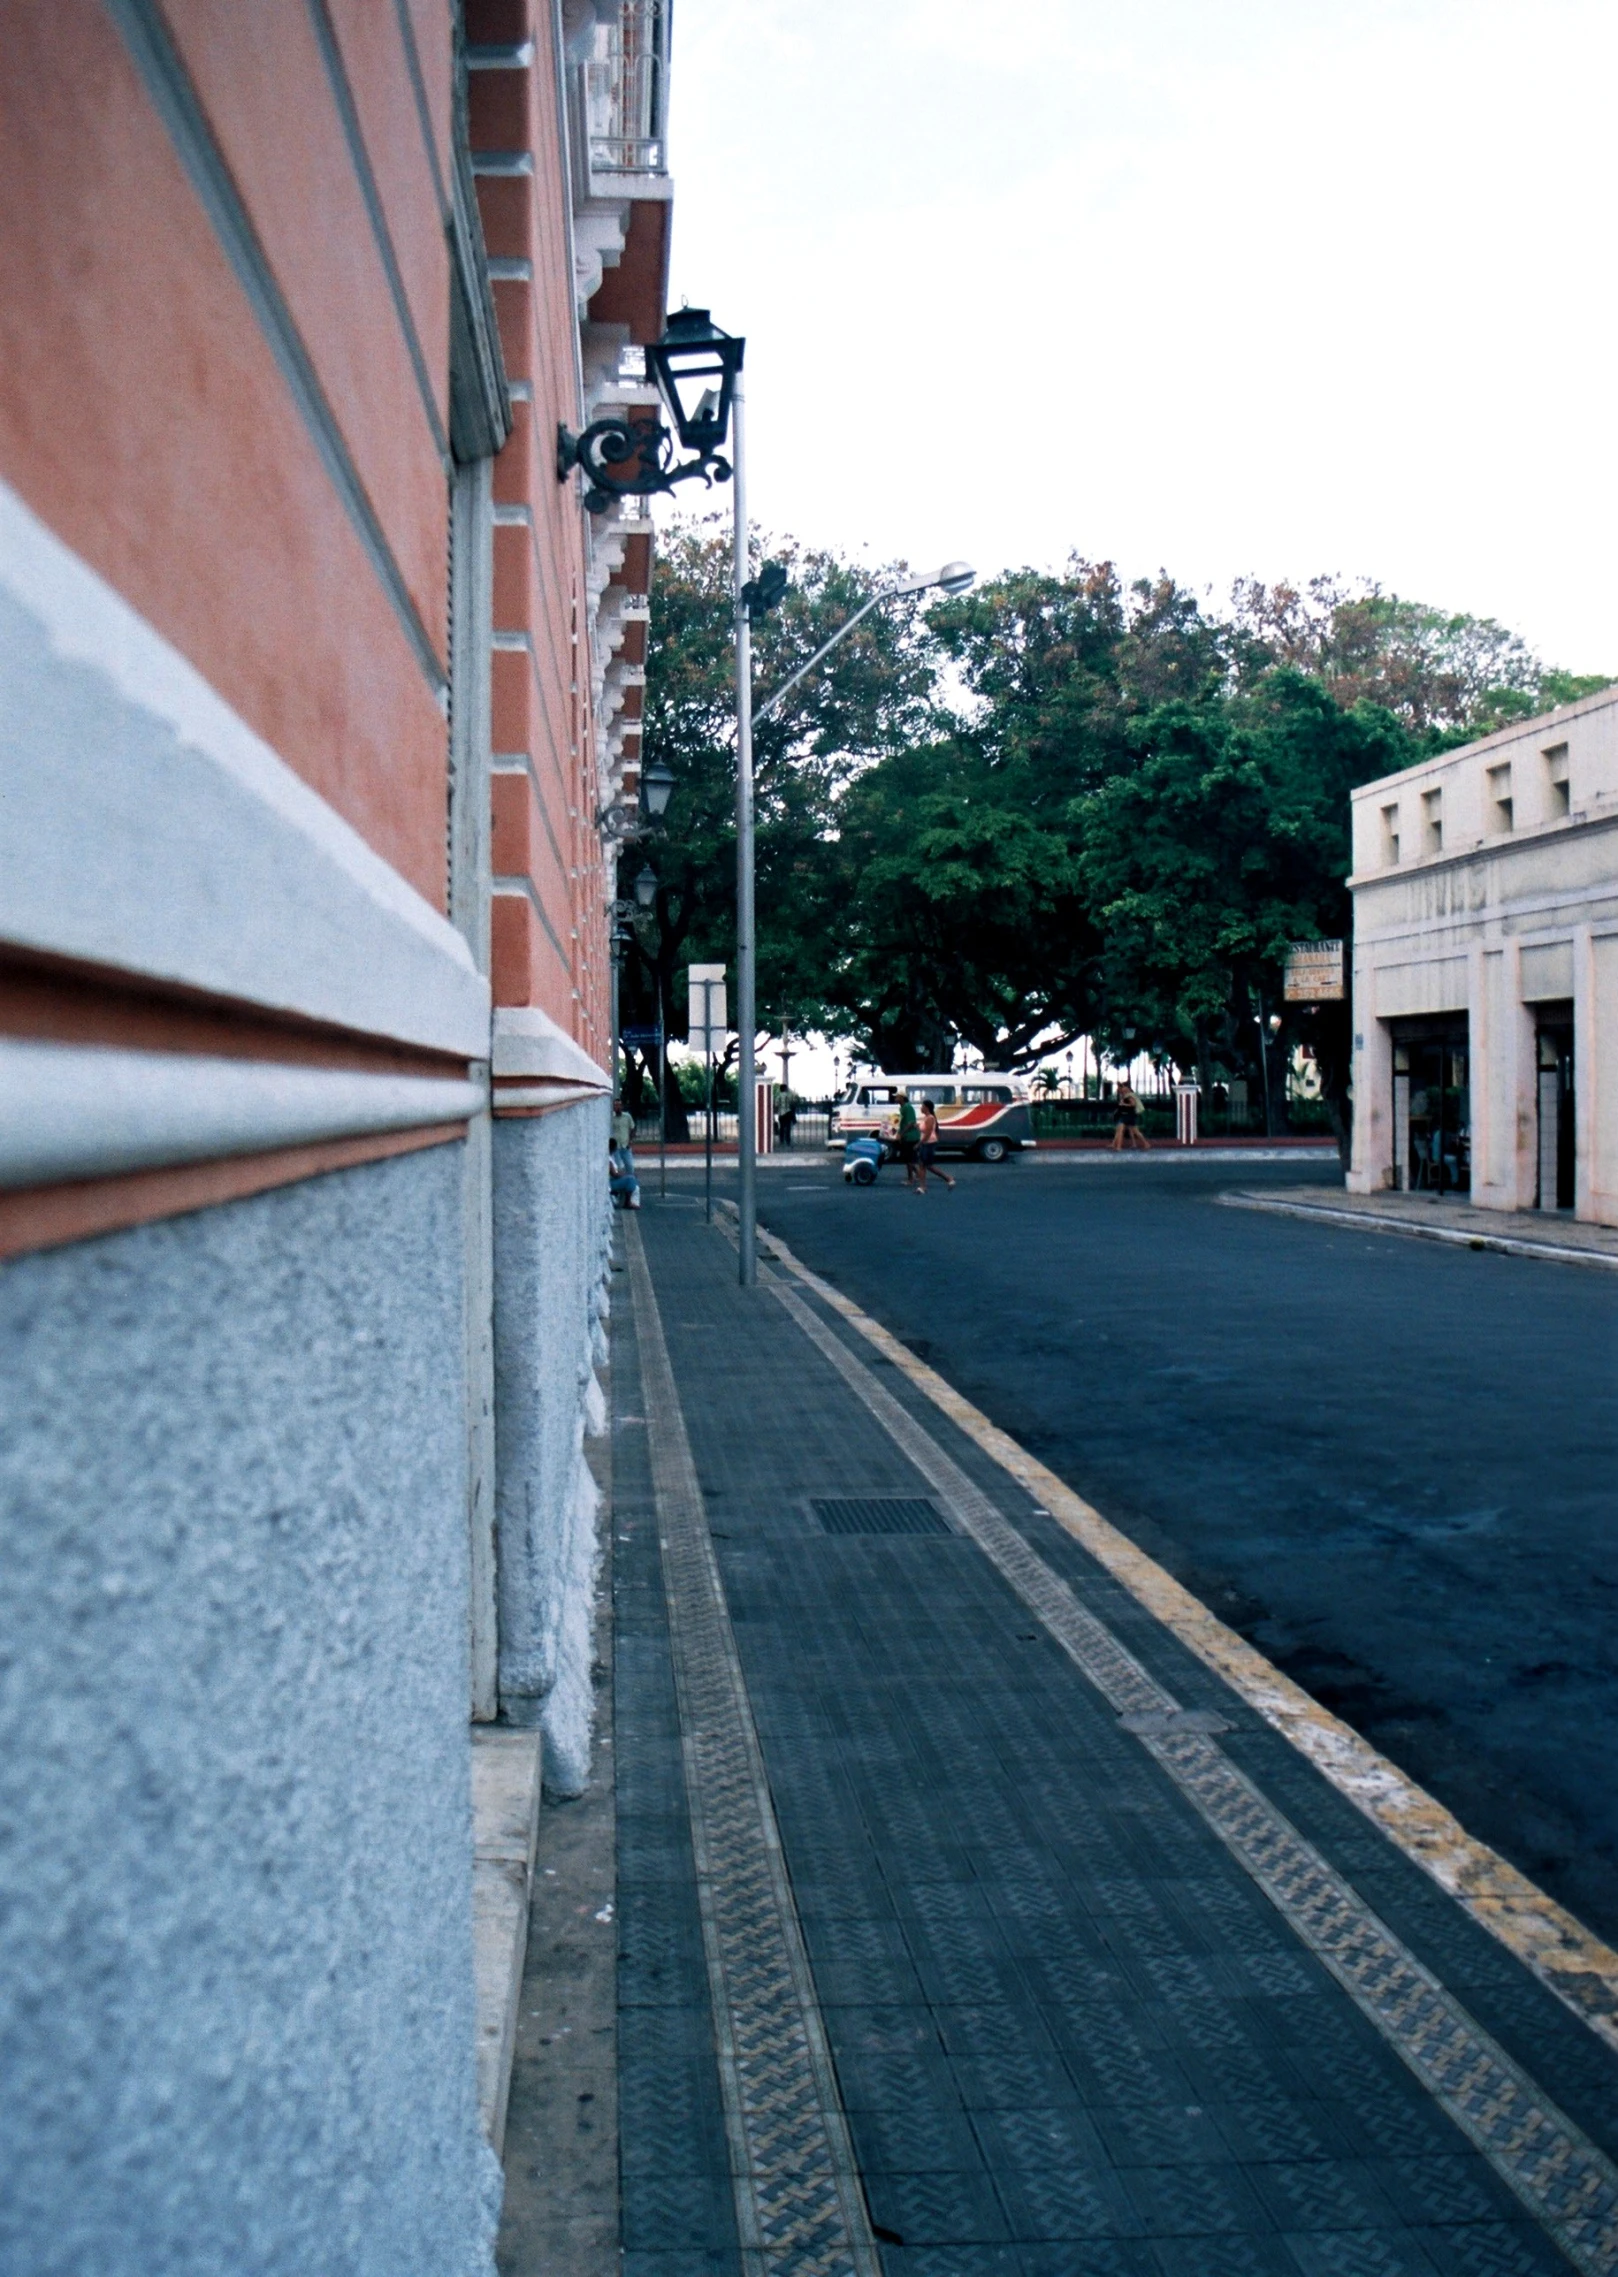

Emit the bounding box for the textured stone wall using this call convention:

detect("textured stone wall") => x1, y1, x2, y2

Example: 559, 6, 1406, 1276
491, 1096, 610, 1792
0, 1147, 499, 2277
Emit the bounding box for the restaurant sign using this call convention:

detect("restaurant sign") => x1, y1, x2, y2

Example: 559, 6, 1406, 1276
1284, 939, 1346, 1002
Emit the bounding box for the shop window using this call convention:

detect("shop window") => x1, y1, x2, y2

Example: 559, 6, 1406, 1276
1380, 803, 1401, 863
1486, 762, 1513, 834
1421, 787, 1443, 853
1544, 742, 1570, 820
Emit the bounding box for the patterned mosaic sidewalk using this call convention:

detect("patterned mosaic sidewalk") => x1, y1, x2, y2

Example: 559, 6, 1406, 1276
614, 1201, 1618, 2277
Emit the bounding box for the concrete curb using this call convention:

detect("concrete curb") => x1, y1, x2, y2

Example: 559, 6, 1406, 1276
471, 1726, 543, 2154
1220, 1189, 1618, 1272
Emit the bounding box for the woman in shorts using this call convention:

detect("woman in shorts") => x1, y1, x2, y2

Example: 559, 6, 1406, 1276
914, 1101, 956, 1194
1110, 1080, 1150, 1152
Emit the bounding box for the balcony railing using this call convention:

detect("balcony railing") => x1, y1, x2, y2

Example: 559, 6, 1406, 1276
585, 0, 669, 178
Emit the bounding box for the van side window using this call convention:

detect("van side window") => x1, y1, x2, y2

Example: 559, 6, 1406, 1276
961, 1086, 1010, 1105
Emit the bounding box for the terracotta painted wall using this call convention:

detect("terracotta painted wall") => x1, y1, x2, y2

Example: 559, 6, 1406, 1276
0, 0, 456, 909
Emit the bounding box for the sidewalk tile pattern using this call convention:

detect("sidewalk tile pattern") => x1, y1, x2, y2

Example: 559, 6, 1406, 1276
626, 1222, 880, 2277
611, 1305, 741, 2274
770, 1268, 1618, 2271
625, 1207, 1618, 2277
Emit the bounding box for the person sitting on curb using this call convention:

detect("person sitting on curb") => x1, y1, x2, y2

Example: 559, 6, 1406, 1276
914, 1100, 956, 1195
1110, 1080, 1150, 1152
609, 1137, 640, 1209
609, 1097, 640, 1208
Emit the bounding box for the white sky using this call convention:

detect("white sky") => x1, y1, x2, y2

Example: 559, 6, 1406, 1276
666, 0, 1617, 673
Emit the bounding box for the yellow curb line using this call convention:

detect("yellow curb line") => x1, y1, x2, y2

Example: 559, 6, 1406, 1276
747, 1211, 1618, 2057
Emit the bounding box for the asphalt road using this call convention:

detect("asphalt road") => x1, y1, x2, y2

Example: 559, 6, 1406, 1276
701, 1151, 1618, 1946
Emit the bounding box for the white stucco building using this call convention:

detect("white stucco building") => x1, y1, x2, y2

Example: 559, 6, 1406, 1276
1348, 685, 1618, 1224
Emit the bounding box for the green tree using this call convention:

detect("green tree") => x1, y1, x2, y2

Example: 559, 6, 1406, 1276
823, 738, 1097, 1068
1229, 575, 1610, 737
1076, 671, 1415, 1146
638, 525, 1610, 1129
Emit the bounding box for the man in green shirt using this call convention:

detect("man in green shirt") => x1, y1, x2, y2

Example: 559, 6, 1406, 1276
896, 1089, 920, 1185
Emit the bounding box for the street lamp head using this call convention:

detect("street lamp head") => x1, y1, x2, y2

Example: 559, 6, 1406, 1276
641, 759, 675, 820
633, 863, 659, 911
646, 309, 744, 460
887, 560, 976, 600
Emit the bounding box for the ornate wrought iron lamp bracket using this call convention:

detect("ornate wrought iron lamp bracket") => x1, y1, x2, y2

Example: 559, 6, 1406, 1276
556, 417, 732, 516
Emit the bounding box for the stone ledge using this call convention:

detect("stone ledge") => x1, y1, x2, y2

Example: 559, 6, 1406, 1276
471, 1726, 543, 2153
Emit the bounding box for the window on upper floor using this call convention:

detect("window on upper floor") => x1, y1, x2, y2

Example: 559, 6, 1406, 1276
1421, 787, 1443, 853
1486, 763, 1513, 834
1544, 742, 1571, 820
1380, 803, 1401, 864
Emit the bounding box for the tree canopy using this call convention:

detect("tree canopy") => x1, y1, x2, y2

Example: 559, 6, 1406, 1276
629, 525, 1609, 1136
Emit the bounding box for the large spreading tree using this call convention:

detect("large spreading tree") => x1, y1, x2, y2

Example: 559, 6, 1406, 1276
633, 523, 1608, 1137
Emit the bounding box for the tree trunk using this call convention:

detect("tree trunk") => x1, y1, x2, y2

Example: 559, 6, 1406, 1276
660, 1037, 691, 1142
621, 1051, 649, 1118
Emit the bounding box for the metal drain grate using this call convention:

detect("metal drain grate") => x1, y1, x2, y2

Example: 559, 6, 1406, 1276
812, 1497, 950, 1536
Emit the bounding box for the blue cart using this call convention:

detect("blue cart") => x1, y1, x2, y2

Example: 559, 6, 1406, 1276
841, 1135, 886, 1187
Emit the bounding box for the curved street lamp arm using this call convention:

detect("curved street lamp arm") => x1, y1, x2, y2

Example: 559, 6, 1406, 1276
753, 590, 885, 725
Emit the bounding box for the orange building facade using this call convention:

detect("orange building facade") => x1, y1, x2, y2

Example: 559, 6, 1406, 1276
0, 3, 672, 2263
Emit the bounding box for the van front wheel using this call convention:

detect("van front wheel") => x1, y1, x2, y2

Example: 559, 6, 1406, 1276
975, 1137, 1009, 1163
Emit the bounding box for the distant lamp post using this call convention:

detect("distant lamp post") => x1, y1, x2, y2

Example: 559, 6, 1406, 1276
557, 308, 743, 515
641, 758, 675, 820
609, 911, 633, 1098
1255, 1001, 1281, 1136
633, 863, 659, 911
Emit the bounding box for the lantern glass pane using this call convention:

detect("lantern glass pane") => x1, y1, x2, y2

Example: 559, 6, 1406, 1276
647, 311, 742, 453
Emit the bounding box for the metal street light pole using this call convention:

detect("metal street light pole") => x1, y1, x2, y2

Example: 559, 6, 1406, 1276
731, 554, 975, 1281
732, 371, 759, 1285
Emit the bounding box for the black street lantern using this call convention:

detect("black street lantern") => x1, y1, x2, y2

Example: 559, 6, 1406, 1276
633, 863, 659, 911
641, 759, 675, 820
645, 309, 743, 459
557, 307, 745, 517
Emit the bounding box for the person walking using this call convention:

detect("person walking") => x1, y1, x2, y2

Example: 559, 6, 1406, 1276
914, 1101, 955, 1195
1110, 1079, 1150, 1151
895, 1088, 921, 1185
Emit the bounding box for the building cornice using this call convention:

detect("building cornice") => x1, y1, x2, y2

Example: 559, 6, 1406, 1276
1346, 804, 1618, 893
0, 480, 490, 1059
0, 1039, 482, 1192
1349, 685, 1618, 801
